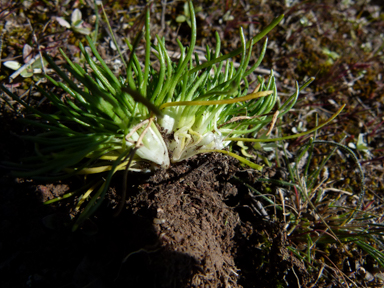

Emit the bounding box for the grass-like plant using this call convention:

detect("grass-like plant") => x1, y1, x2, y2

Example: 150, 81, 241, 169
248, 135, 384, 284
1, 1, 344, 228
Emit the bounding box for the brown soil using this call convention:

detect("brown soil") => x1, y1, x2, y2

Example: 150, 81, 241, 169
0, 143, 312, 287
127, 153, 241, 287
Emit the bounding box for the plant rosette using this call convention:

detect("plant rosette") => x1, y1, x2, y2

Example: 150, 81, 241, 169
1, 1, 344, 228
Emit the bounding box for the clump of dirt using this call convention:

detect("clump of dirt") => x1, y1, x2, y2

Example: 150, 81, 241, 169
117, 152, 312, 287
124, 153, 241, 287
0, 147, 313, 287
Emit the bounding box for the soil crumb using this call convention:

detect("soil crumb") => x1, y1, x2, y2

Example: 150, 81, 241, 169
126, 153, 240, 287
